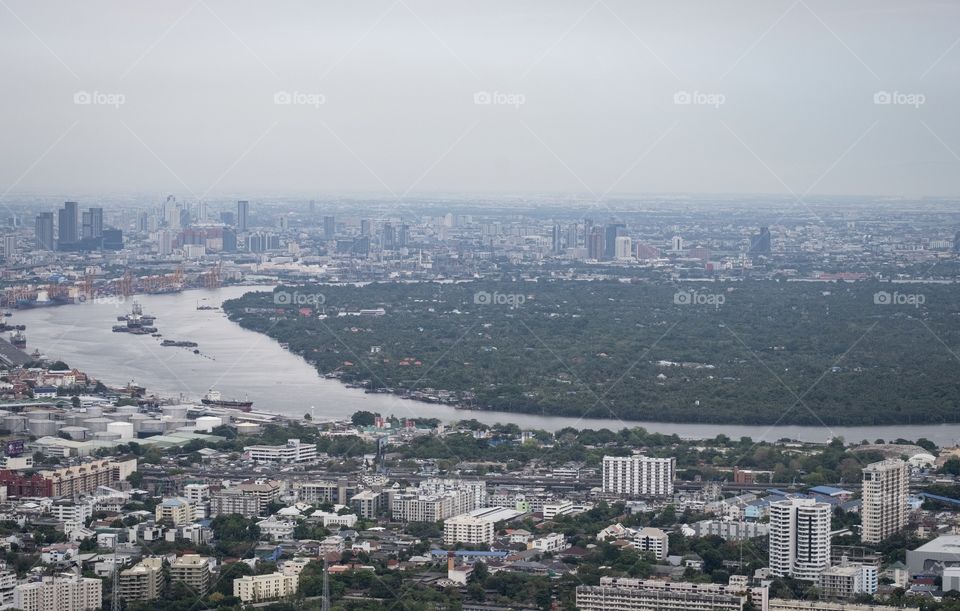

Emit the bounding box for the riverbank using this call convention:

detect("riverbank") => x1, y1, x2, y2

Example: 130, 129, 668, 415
10, 285, 960, 445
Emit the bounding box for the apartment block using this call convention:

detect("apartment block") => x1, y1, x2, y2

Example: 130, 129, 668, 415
860, 459, 908, 544
768, 499, 831, 581
233, 572, 298, 602
12, 575, 102, 611
118, 557, 164, 602
602, 456, 675, 497
169, 555, 212, 595
243, 439, 317, 463
576, 576, 768, 611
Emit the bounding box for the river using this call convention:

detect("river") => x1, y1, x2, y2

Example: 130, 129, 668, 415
9, 286, 960, 446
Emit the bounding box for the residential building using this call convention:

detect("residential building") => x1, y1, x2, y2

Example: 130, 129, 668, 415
210, 480, 280, 517
244, 439, 317, 464
576, 576, 768, 611
156, 497, 194, 526
39, 459, 137, 497
634, 527, 669, 560
817, 561, 878, 598
602, 456, 675, 497
294, 479, 354, 505
860, 459, 908, 544
769, 601, 918, 611
392, 481, 483, 522
12, 575, 102, 611
444, 509, 499, 545
693, 520, 769, 541
768, 498, 831, 581
118, 557, 164, 602
350, 489, 383, 518
170, 555, 212, 595
530, 532, 567, 553
233, 572, 298, 603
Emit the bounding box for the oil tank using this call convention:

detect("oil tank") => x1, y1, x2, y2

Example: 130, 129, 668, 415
106, 421, 134, 440
94, 431, 122, 442
28, 419, 58, 437
59, 426, 89, 441
83, 417, 112, 433
195, 416, 223, 432
2, 416, 27, 432
162, 405, 189, 420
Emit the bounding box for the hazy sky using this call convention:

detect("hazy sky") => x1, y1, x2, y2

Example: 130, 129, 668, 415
1, 0, 959, 198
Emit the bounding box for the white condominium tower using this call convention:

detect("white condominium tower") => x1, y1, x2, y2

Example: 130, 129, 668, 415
768, 498, 832, 581
861, 458, 909, 544
602, 456, 675, 497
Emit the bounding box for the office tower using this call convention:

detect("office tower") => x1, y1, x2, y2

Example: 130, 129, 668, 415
551, 223, 563, 253
398, 224, 409, 247
603, 223, 626, 259
861, 459, 908, 544
35, 213, 54, 250
137, 211, 149, 233
954, 231, 960, 253
323, 215, 335, 240
671, 235, 683, 252
3, 235, 16, 258
220, 210, 235, 226
157, 230, 174, 255
58, 201, 78, 247
602, 456, 675, 497
614, 236, 632, 259
360, 219, 371, 236
383, 223, 396, 250
102, 229, 123, 250
768, 498, 831, 581
197, 201, 208, 222
237, 200, 249, 232
81, 210, 92, 238
222, 228, 237, 252
586, 226, 604, 260
749, 226, 772, 254
566, 223, 578, 249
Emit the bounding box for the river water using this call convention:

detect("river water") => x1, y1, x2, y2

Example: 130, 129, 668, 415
9, 286, 960, 446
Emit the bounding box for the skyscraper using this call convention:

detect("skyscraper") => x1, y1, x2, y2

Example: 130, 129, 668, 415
749, 226, 772, 254
861, 459, 908, 544
768, 498, 831, 581
603, 223, 626, 260
587, 226, 604, 260
323, 215, 336, 240
383, 223, 396, 250
551, 223, 563, 253
237, 200, 249, 232
58, 201, 78, 248
360, 219, 371, 236
35, 212, 54, 251
614, 236, 632, 259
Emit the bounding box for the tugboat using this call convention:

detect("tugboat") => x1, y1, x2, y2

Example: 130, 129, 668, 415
201, 389, 253, 411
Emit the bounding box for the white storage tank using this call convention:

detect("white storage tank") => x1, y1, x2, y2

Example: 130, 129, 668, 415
28, 419, 58, 437
83, 417, 112, 433
106, 421, 134, 440
94, 431, 122, 442
162, 405, 189, 420
195, 416, 222, 432
65, 414, 87, 427
3, 416, 27, 433
138, 419, 167, 435
83, 405, 103, 417
114, 405, 139, 417
59, 426, 89, 441
129, 414, 151, 432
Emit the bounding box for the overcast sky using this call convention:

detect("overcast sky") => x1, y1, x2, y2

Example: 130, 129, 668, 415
1, 0, 959, 199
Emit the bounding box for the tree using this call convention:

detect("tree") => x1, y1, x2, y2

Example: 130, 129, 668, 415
351, 411, 377, 427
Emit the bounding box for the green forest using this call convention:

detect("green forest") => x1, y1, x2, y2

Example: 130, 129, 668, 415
223, 279, 960, 426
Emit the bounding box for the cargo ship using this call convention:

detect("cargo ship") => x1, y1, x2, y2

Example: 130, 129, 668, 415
200, 389, 253, 411
113, 301, 158, 334
161, 340, 198, 347
9, 330, 25, 349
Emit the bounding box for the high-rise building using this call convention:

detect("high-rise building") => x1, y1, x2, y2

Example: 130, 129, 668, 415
58, 201, 78, 248
3, 235, 17, 259
360, 218, 371, 236
398, 224, 409, 247
671, 235, 683, 252
222, 227, 237, 252
12, 575, 102, 611
602, 456, 675, 497
35, 212, 55, 251
551, 223, 563, 253
587, 226, 604, 260
615, 236, 633, 259
566, 223, 579, 249
768, 498, 832, 581
220, 210, 235, 226
118, 557, 164, 602
323, 215, 336, 240
603, 223, 626, 260
749, 226, 772, 254
169, 555, 212, 595
237, 200, 249, 232
861, 459, 908, 544
88, 207, 103, 238
383, 223, 396, 250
